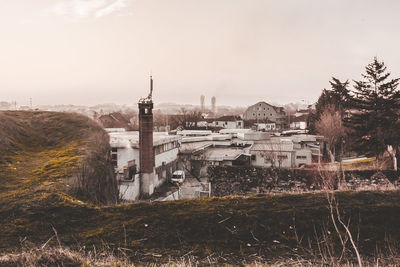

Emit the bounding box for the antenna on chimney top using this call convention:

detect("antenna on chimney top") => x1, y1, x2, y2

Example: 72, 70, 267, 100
139, 74, 154, 104
148, 75, 153, 100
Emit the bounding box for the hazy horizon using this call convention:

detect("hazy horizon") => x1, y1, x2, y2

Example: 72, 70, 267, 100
2, 0, 400, 107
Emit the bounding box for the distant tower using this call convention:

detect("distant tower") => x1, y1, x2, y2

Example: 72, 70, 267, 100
211, 96, 216, 114
200, 95, 205, 112
138, 76, 155, 196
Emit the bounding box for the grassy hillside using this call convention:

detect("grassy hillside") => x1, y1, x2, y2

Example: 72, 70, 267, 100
2, 189, 400, 263
1, 111, 400, 264
0, 111, 118, 206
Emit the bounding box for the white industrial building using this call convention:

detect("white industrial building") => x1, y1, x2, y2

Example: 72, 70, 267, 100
179, 130, 317, 173
108, 130, 181, 201
249, 138, 312, 168
108, 127, 320, 201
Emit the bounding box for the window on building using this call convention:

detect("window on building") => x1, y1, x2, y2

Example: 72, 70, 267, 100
251, 155, 256, 161
278, 155, 288, 160
111, 148, 117, 152
296, 155, 307, 159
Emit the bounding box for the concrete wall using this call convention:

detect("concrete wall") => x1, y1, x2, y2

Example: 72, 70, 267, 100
155, 147, 179, 168
119, 174, 141, 201
117, 145, 178, 170
155, 159, 178, 188
141, 172, 154, 196
117, 147, 139, 169
294, 149, 312, 167
250, 150, 293, 168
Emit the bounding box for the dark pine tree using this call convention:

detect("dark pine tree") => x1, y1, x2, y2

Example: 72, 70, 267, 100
329, 77, 351, 113
308, 77, 350, 134
345, 57, 400, 166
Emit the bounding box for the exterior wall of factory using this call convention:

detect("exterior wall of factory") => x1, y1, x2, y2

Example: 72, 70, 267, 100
109, 131, 181, 201
249, 139, 312, 168
115, 147, 140, 171
119, 174, 141, 201
294, 149, 312, 167
250, 150, 293, 168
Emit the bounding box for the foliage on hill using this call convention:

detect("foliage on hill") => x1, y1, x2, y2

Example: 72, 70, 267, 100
0, 111, 118, 206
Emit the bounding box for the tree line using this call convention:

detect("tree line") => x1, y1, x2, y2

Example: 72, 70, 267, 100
308, 57, 400, 169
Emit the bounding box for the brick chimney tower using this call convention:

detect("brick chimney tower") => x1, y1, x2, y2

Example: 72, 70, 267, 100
138, 76, 155, 196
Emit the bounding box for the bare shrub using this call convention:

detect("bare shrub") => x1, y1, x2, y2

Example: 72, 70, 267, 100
312, 167, 363, 266
316, 106, 346, 163
69, 130, 118, 205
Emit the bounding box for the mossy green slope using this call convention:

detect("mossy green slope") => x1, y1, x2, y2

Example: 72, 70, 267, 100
0, 111, 118, 207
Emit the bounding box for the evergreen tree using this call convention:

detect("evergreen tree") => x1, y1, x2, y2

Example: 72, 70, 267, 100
345, 57, 400, 165
329, 77, 351, 113
308, 77, 350, 134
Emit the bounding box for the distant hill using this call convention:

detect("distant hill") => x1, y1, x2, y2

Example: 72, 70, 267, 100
0, 111, 118, 206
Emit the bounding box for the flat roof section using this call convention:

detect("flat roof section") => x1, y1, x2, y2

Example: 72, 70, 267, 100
109, 131, 181, 148
204, 147, 250, 161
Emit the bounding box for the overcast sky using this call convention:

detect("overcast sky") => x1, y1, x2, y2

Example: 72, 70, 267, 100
1, 0, 400, 107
